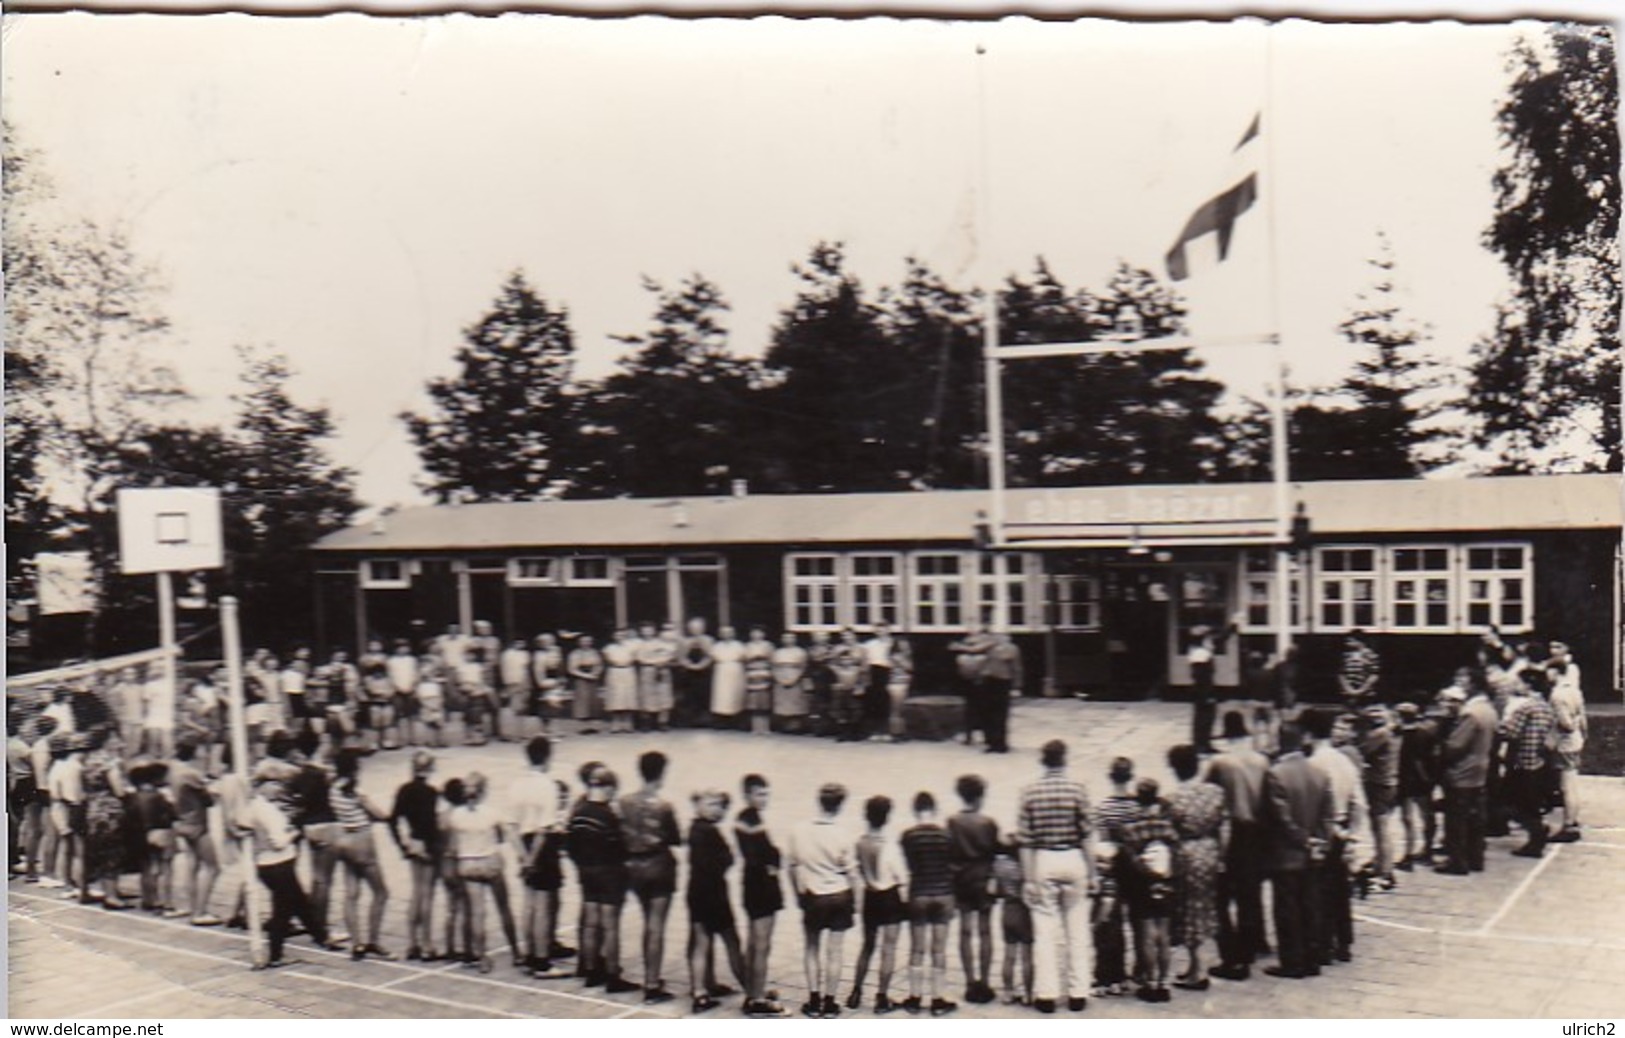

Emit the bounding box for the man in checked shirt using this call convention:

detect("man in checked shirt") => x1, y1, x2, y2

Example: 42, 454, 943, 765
1015, 739, 1099, 1014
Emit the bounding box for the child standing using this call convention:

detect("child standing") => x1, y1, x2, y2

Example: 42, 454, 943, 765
847, 795, 906, 1014
899, 792, 956, 1017
417, 656, 447, 749
132, 762, 177, 914
991, 835, 1033, 1005
947, 775, 999, 1005
685, 789, 749, 1013
735, 774, 787, 1017
1122, 778, 1179, 1003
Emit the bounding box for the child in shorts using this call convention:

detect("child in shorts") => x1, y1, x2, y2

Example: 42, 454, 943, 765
132, 762, 177, 914
847, 795, 906, 1014
899, 792, 956, 1016
947, 775, 999, 1004
992, 835, 1033, 1005
685, 789, 749, 1013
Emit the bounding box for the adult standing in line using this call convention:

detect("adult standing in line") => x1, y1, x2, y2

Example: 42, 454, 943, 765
386, 641, 421, 749
982, 633, 1023, 755
1436, 683, 1496, 875
1261, 724, 1334, 980
786, 782, 859, 1019
770, 631, 811, 734
1500, 668, 1558, 858
498, 638, 533, 742
275, 731, 342, 941
620, 751, 682, 1004
1207, 712, 1271, 982
709, 626, 748, 730
860, 623, 897, 743
1305, 710, 1365, 965
1186, 625, 1222, 754
389, 751, 442, 961
602, 629, 640, 736
1546, 642, 1587, 843
566, 634, 606, 733
1337, 631, 1381, 709
358, 641, 392, 752
44, 732, 85, 896
827, 629, 868, 744
948, 620, 997, 747
635, 621, 676, 734
735, 774, 788, 1017
655, 622, 684, 731
742, 627, 776, 737
805, 631, 835, 737
142, 664, 178, 761
511, 736, 572, 978
677, 617, 715, 729
1014, 739, 1098, 1015
531, 632, 567, 737
24, 717, 59, 886
80, 731, 132, 909
1165, 744, 1226, 991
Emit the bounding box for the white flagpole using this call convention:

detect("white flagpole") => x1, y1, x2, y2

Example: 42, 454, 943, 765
977, 42, 1007, 552
1263, 24, 1295, 667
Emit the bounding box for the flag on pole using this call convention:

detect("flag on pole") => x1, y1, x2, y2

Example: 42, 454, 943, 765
1165, 115, 1261, 282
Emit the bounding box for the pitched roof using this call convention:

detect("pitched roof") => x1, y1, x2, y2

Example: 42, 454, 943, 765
314, 474, 1620, 554
310, 474, 1618, 552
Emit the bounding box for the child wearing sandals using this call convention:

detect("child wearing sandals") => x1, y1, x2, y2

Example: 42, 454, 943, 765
991, 835, 1033, 1005
685, 789, 749, 1013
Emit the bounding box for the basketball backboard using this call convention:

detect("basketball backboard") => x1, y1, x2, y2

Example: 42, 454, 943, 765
117, 487, 225, 574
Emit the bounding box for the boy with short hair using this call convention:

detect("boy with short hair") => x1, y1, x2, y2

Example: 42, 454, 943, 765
685, 789, 749, 1013
786, 782, 857, 1018
947, 774, 999, 1004
992, 834, 1033, 1005
621, 751, 682, 1003
900, 792, 957, 1016
735, 774, 787, 1017
847, 795, 906, 1014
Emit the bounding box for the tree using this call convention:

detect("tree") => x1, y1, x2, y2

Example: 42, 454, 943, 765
999, 260, 1227, 485
402, 272, 580, 502
572, 276, 767, 497
757, 243, 916, 492
1472, 23, 1620, 472
90, 351, 362, 653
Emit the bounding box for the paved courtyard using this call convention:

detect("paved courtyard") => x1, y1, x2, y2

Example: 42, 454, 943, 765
9, 698, 1625, 1020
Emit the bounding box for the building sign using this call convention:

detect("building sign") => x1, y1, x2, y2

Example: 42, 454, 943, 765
1017, 484, 1276, 530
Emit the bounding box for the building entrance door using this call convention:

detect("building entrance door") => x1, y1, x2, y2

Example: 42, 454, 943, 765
1104, 568, 1171, 699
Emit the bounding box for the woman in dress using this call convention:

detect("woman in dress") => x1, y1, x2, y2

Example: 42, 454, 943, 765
567, 634, 606, 731
742, 627, 775, 736
708, 626, 747, 728
635, 622, 677, 733
530, 633, 565, 737
805, 631, 834, 737
1165, 744, 1225, 991
884, 636, 914, 743
770, 632, 810, 734
447, 771, 522, 972
330, 748, 394, 961
601, 630, 639, 735
358, 640, 392, 752
80, 730, 133, 909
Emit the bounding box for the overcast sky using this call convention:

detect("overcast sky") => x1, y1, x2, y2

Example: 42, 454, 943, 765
4, 14, 1537, 508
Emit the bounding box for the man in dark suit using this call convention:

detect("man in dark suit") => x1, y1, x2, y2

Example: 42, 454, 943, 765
1262, 723, 1335, 979
1437, 684, 1496, 874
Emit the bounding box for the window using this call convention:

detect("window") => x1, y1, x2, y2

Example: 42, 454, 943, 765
564, 556, 612, 586
1389, 546, 1454, 630
786, 554, 841, 629
976, 553, 1038, 630
1464, 543, 1533, 631
507, 557, 560, 586
1240, 550, 1304, 632
1051, 574, 1101, 631
361, 559, 410, 589
911, 553, 965, 630
1317, 546, 1378, 630
849, 553, 901, 629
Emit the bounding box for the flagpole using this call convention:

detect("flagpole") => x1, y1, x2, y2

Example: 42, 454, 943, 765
977, 41, 1006, 552
1263, 22, 1294, 667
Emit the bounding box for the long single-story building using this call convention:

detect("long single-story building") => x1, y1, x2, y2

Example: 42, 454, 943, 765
311, 474, 1621, 703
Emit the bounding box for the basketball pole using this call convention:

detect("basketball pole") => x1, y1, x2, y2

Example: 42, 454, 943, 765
221, 595, 266, 968
157, 571, 179, 724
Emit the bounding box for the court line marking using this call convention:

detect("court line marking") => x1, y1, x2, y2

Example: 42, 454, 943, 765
8, 888, 675, 1018
16, 914, 533, 1019
1475, 846, 1559, 936
69, 984, 198, 1018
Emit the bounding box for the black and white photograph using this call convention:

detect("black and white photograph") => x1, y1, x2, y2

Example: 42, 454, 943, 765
3, 6, 1622, 1026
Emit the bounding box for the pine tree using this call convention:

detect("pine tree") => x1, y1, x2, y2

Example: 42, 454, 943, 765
402, 272, 581, 501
